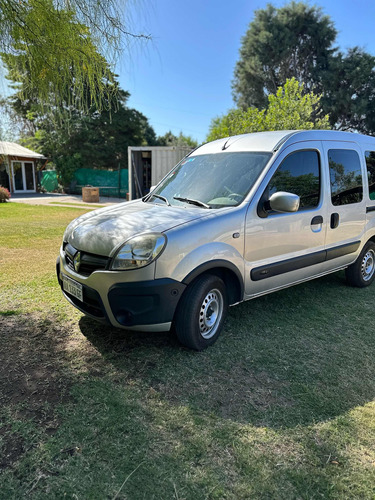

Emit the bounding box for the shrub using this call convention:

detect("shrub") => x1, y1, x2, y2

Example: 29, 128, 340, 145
0, 186, 11, 202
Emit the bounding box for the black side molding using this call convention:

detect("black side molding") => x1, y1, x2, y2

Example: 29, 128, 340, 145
326, 241, 360, 260
251, 250, 326, 281
251, 241, 361, 281
366, 206, 375, 213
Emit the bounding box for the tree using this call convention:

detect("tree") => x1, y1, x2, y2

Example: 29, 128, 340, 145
156, 131, 198, 148
0, 0, 149, 113
207, 78, 329, 142
232, 1, 375, 133
2, 48, 158, 185
321, 48, 375, 133
15, 88, 158, 184
232, 2, 336, 109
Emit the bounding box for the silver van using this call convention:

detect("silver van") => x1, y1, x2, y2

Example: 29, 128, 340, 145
57, 130, 375, 350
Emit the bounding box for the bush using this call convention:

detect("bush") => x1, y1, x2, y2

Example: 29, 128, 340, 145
0, 186, 11, 202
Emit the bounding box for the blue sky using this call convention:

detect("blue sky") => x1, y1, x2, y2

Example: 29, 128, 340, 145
2, 1, 375, 143
118, 0, 375, 143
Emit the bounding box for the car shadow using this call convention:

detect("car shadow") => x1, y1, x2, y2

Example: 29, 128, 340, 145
79, 270, 375, 429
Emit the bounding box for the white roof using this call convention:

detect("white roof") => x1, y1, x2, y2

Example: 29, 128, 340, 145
128, 146, 192, 151
195, 130, 375, 155
0, 141, 46, 159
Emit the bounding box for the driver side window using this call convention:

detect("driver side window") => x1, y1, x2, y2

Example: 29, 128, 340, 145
267, 150, 321, 211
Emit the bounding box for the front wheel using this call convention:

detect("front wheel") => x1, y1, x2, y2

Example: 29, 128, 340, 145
174, 274, 228, 350
346, 241, 375, 287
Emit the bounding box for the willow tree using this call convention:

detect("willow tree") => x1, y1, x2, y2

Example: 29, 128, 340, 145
0, 0, 149, 113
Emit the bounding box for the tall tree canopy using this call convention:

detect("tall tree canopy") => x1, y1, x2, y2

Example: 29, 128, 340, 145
233, 2, 336, 109
321, 47, 375, 133
232, 1, 375, 133
207, 78, 329, 142
0, 0, 149, 113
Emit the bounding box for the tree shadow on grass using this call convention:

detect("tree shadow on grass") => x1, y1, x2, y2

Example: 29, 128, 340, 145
2, 274, 375, 498
79, 271, 375, 429
0, 313, 74, 469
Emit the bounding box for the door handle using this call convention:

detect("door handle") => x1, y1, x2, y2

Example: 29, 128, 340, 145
331, 212, 339, 229
311, 215, 323, 225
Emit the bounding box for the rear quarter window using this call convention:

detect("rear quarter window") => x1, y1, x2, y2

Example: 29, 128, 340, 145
365, 151, 375, 200
328, 149, 363, 206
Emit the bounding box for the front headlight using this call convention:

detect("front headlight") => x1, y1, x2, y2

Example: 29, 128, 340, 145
110, 233, 166, 270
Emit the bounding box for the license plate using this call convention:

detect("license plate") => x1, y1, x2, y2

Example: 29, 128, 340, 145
63, 274, 83, 302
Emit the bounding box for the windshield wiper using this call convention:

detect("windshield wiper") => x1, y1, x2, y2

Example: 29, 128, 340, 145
146, 193, 171, 206
173, 196, 211, 209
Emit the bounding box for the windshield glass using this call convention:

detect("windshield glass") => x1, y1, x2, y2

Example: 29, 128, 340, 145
148, 152, 272, 208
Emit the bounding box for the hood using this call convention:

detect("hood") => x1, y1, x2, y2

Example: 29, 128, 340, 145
65, 199, 211, 256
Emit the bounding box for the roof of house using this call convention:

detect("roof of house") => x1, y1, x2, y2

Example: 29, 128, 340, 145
0, 141, 46, 159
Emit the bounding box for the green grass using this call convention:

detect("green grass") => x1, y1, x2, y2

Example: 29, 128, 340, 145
1, 203, 375, 499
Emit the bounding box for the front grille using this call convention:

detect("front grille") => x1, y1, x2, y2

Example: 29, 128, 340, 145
64, 243, 109, 276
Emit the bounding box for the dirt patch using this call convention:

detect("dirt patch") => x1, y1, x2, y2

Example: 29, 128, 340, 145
0, 314, 75, 468
0, 315, 73, 418
0, 426, 24, 469
0, 312, 113, 470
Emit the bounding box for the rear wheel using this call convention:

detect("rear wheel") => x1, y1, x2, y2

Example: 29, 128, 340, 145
174, 274, 228, 350
346, 241, 375, 287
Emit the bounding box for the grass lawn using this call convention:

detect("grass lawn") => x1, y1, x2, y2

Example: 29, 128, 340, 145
1, 202, 375, 499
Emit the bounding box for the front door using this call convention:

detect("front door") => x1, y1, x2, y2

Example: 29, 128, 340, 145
244, 141, 328, 297
12, 161, 36, 192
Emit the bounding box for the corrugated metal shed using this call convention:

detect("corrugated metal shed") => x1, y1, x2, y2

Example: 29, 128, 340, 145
128, 146, 192, 200
150, 148, 191, 185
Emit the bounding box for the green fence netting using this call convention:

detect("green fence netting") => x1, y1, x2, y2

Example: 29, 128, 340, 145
40, 170, 58, 192
70, 168, 129, 198
39, 168, 129, 198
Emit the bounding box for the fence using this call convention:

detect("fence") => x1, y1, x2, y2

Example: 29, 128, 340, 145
39, 170, 58, 192
70, 168, 129, 198
39, 168, 129, 198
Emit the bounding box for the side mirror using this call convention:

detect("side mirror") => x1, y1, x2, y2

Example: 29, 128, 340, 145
149, 185, 156, 193
268, 191, 300, 213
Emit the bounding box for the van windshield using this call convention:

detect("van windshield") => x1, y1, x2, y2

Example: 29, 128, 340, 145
147, 152, 272, 209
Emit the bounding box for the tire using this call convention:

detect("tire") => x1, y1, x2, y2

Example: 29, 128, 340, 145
174, 274, 228, 351
346, 241, 375, 287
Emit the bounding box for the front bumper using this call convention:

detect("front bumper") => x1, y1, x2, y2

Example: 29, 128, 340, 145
56, 252, 186, 331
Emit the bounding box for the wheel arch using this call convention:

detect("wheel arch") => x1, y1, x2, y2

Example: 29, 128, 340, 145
182, 260, 244, 305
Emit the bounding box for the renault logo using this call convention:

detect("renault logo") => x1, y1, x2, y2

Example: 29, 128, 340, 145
73, 252, 81, 272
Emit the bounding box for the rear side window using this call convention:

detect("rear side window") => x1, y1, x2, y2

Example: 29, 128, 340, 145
328, 149, 363, 206
365, 151, 375, 200
268, 150, 320, 210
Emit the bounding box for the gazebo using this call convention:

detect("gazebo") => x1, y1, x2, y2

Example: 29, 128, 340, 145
0, 142, 47, 193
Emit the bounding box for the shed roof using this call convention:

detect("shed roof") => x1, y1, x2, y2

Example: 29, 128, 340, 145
0, 141, 46, 159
